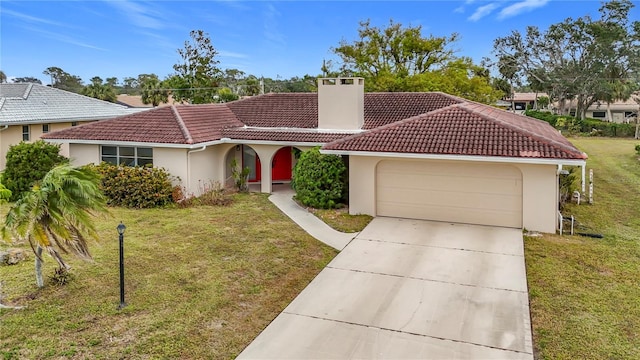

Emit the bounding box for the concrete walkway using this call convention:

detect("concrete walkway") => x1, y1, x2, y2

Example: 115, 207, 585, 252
268, 187, 356, 250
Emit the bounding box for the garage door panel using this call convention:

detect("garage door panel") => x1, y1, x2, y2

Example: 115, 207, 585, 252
377, 202, 522, 228
376, 160, 522, 228
378, 175, 521, 195
377, 188, 521, 212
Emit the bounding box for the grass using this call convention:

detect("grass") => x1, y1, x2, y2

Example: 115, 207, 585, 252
0, 192, 337, 359
525, 137, 640, 359
308, 207, 373, 233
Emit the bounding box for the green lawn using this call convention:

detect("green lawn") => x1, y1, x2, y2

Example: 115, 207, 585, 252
0, 193, 337, 359
526, 138, 640, 359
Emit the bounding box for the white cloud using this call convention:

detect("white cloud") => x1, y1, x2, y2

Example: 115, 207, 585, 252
218, 50, 248, 59
498, 0, 550, 19
107, 0, 165, 30
468, 3, 500, 22
454, 6, 465, 14
1, 9, 70, 28
263, 3, 285, 46
21, 25, 107, 51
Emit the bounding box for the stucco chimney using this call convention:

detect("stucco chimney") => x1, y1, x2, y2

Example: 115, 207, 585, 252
317, 77, 364, 130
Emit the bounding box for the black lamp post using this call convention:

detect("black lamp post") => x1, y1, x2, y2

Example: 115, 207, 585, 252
117, 222, 127, 309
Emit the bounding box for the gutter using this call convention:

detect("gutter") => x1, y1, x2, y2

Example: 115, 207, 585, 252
320, 149, 588, 167
186, 145, 208, 194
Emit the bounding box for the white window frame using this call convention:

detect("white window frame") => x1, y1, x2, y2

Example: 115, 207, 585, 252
22, 125, 30, 141
101, 146, 153, 167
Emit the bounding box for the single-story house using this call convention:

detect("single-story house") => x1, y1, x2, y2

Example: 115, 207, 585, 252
555, 95, 639, 123
0, 83, 143, 170
43, 78, 587, 233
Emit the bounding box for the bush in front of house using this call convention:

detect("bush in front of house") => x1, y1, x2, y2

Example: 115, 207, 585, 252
88, 163, 175, 208
292, 147, 346, 209
2, 140, 67, 201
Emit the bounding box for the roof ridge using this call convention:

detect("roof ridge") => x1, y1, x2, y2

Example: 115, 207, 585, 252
23, 83, 33, 99
325, 102, 461, 148
171, 106, 194, 144
33, 83, 131, 109
459, 102, 586, 158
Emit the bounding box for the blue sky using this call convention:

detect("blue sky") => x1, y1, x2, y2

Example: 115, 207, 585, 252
1, 1, 634, 85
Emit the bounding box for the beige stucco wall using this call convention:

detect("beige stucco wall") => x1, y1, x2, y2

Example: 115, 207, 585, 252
68, 143, 100, 166
0, 121, 92, 170
348, 156, 559, 233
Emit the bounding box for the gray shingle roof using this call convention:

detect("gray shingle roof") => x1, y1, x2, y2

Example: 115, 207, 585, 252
0, 83, 143, 124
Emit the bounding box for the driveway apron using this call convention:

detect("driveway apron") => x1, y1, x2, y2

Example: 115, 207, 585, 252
238, 217, 534, 359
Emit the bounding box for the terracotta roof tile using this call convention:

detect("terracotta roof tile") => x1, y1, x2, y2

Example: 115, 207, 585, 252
227, 93, 318, 128
42, 104, 243, 144
323, 103, 587, 160
44, 91, 586, 160
221, 128, 350, 143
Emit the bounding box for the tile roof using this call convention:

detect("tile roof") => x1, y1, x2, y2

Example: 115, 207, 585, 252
323, 102, 587, 160
221, 128, 351, 143
43, 104, 244, 144
43, 90, 586, 160
0, 83, 143, 124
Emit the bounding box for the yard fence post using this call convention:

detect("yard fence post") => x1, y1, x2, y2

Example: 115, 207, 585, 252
589, 169, 594, 204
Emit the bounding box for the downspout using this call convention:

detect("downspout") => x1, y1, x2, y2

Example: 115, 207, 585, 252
187, 146, 207, 195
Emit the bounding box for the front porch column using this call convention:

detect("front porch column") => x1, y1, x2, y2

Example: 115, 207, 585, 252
251, 145, 280, 194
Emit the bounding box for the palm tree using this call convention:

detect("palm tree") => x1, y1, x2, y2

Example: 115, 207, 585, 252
82, 76, 117, 102
2, 164, 107, 287
141, 75, 169, 107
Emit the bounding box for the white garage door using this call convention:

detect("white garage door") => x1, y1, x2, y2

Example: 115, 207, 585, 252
376, 160, 523, 228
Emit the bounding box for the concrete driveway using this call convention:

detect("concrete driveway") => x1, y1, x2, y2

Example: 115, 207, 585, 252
238, 217, 534, 359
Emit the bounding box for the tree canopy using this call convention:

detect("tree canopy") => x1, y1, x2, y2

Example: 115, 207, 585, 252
332, 19, 501, 103
140, 74, 169, 106
493, 0, 640, 119
43, 66, 84, 92
171, 30, 222, 104
81, 76, 117, 102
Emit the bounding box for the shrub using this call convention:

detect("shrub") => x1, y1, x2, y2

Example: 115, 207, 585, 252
178, 181, 232, 207
635, 144, 640, 156
2, 140, 67, 201
89, 163, 175, 208
292, 147, 346, 209
559, 166, 579, 209
525, 110, 636, 137
230, 158, 250, 192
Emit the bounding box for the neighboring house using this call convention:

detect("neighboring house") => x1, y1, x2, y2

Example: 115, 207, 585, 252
43, 78, 587, 233
116, 94, 177, 108
504, 92, 549, 113
0, 83, 143, 170
555, 96, 639, 123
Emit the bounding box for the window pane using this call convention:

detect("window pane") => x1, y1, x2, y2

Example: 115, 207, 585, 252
102, 156, 118, 165
42, 124, 49, 133
137, 147, 153, 158
138, 158, 154, 167
102, 146, 117, 156
120, 147, 134, 156
593, 111, 606, 118
120, 157, 135, 166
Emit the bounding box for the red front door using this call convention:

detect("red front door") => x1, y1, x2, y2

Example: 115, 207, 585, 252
272, 147, 292, 181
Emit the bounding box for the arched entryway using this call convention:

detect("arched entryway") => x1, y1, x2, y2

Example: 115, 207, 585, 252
224, 144, 262, 186
271, 146, 293, 182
